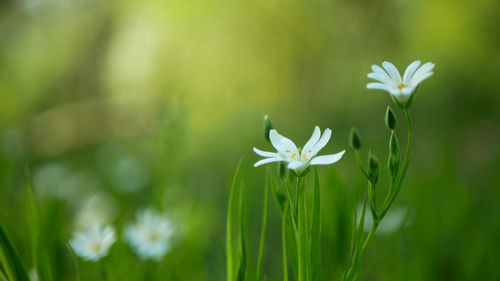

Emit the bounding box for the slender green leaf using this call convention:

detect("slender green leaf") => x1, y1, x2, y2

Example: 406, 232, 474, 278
237, 182, 247, 281
62, 240, 80, 281
296, 177, 308, 281
310, 168, 321, 281
282, 204, 289, 281
226, 159, 243, 281
0, 221, 30, 281
255, 168, 269, 281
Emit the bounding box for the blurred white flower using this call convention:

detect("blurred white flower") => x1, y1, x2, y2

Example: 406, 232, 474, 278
253, 126, 345, 175
70, 225, 116, 262
29, 268, 39, 281
33, 163, 99, 203
357, 206, 414, 236
367, 60, 434, 105
97, 143, 152, 194
124, 208, 174, 261
74, 192, 119, 229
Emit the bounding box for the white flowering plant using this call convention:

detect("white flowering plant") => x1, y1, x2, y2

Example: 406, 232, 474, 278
226, 60, 433, 281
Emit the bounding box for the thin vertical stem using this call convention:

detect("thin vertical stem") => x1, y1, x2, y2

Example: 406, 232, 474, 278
282, 204, 289, 281
297, 177, 305, 281
255, 170, 269, 281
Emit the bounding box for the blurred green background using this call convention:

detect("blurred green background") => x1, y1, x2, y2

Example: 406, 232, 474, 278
1, 0, 499, 280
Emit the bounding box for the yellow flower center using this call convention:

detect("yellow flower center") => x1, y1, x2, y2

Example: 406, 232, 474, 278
148, 232, 158, 242
92, 244, 101, 253
398, 83, 406, 89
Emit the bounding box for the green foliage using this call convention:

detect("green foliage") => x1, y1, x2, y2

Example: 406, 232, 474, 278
226, 160, 243, 281
0, 222, 30, 281
309, 168, 321, 281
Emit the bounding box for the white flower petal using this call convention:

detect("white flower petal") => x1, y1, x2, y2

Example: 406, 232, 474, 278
253, 147, 279, 158
287, 161, 307, 172
382, 61, 402, 82
401, 87, 414, 96
310, 151, 345, 165
269, 129, 298, 154
389, 89, 401, 96
367, 82, 391, 92
311, 128, 331, 155
393, 91, 409, 102
411, 71, 434, 87
411, 62, 434, 84
371, 64, 391, 79
367, 72, 391, 84
302, 126, 321, 152
402, 60, 421, 84
254, 157, 283, 167
269, 130, 286, 152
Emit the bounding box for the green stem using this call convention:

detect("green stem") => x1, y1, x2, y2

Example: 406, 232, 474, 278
284, 181, 298, 240
361, 221, 379, 253
379, 108, 412, 219
367, 182, 378, 223
363, 108, 412, 252
355, 150, 369, 179
297, 177, 306, 281
282, 204, 289, 281
255, 171, 269, 281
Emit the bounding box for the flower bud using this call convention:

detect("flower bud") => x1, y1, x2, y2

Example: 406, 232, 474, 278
368, 152, 379, 184
385, 106, 397, 130
388, 132, 400, 179
263, 115, 274, 142
349, 127, 362, 150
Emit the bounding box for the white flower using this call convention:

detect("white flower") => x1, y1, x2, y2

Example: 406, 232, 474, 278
29, 268, 39, 281
367, 60, 435, 105
124, 209, 174, 261
253, 126, 345, 175
69, 225, 116, 262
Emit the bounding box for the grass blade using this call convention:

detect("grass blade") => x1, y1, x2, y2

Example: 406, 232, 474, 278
310, 168, 321, 281
0, 221, 30, 281
237, 182, 247, 281
226, 159, 243, 281
24, 167, 52, 281
282, 204, 289, 281
255, 168, 269, 281
62, 239, 80, 281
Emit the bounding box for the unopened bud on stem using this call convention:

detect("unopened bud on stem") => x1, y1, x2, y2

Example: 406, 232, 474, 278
388, 132, 400, 179
385, 106, 397, 130
349, 127, 362, 150
368, 152, 379, 184
263, 115, 274, 142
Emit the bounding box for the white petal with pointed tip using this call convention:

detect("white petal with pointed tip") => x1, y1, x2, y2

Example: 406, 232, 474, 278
254, 157, 283, 167
310, 151, 346, 165
253, 147, 279, 158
